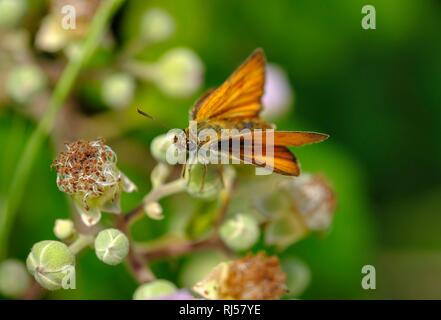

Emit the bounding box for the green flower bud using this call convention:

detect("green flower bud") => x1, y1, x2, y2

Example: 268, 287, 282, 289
184, 164, 223, 200
101, 73, 136, 109
144, 201, 163, 220
0, 0, 26, 28
53, 219, 75, 240
94, 229, 129, 266
64, 42, 84, 62
220, 213, 260, 251
141, 8, 175, 43
6, 65, 47, 104
0, 259, 31, 298
264, 213, 308, 250
35, 15, 68, 52
133, 279, 177, 300
26, 241, 75, 291
154, 48, 204, 98
150, 134, 175, 164
281, 258, 310, 298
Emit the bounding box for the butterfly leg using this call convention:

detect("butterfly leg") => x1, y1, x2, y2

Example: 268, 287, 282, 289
188, 164, 193, 185
199, 164, 207, 192
180, 164, 186, 179
216, 165, 225, 188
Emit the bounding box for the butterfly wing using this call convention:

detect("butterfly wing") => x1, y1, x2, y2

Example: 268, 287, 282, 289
191, 48, 265, 121
210, 131, 328, 176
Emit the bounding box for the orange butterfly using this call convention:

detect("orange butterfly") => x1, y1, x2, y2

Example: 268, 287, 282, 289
183, 48, 328, 176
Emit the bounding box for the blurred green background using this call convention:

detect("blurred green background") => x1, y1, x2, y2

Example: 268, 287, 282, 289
1, 0, 441, 299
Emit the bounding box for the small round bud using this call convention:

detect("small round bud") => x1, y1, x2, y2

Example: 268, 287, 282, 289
0, 0, 26, 28
53, 219, 75, 240
184, 164, 223, 200
264, 213, 308, 250
101, 73, 136, 109
141, 8, 175, 43
281, 258, 310, 298
144, 201, 163, 220
220, 213, 260, 251
35, 16, 67, 52
150, 134, 175, 164
133, 279, 177, 300
94, 229, 129, 266
154, 48, 204, 98
6, 65, 47, 104
26, 240, 75, 291
0, 259, 31, 298
64, 42, 84, 62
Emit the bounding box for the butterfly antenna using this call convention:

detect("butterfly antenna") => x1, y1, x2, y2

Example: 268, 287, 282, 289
137, 107, 170, 130
137, 107, 154, 120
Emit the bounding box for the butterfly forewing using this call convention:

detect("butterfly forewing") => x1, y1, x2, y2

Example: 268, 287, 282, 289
191, 48, 265, 121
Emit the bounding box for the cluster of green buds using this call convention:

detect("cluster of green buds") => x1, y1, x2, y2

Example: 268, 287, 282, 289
99, 7, 202, 108
52, 139, 136, 226
124, 47, 204, 99
193, 252, 287, 300
25, 227, 129, 291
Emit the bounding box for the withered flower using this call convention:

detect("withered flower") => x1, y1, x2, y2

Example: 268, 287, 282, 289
193, 252, 287, 300
288, 174, 336, 231
52, 139, 136, 226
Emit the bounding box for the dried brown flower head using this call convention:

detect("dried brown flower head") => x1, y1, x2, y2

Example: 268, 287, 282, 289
219, 252, 287, 300
193, 252, 287, 300
52, 139, 117, 197
52, 139, 136, 226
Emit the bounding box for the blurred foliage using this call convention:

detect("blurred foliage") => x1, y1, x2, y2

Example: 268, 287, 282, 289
1, 0, 441, 299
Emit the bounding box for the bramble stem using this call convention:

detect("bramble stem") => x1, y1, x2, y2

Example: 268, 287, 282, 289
136, 235, 234, 260
69, 234, 94, 255
123, 178, 186, 225
0, 0, 126, 260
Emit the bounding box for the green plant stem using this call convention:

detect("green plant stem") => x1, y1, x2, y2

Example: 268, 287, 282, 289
69, 234, 95, 255
123, 178, 186, 225
0, 0, 125, 260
